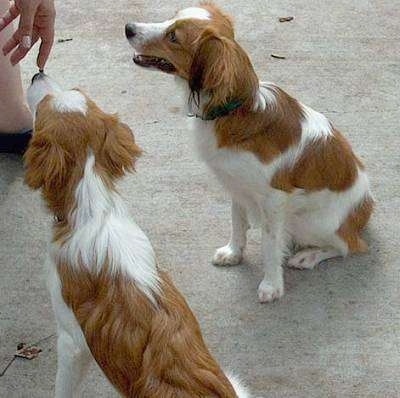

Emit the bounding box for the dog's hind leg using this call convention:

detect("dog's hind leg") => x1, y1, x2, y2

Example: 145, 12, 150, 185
213, 200, 249, 266
55, 330, 92, 398
287, 247, 343, 269
288, 195, 373, 270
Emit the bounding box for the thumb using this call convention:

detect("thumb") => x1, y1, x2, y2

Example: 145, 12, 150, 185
17, 2, 36, 49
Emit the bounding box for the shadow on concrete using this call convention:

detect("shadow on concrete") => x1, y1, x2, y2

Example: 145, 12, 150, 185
0, 154, 24, 203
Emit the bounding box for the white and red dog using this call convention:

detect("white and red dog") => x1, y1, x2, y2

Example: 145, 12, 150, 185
25, 73, 250, 397
126, 3, 374, 302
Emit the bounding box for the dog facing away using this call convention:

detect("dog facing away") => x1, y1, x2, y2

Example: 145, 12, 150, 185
125, 3, 374, 303
25, 73, 251, 398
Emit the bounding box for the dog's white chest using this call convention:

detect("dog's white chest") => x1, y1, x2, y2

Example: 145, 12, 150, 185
189, 118, 283, 223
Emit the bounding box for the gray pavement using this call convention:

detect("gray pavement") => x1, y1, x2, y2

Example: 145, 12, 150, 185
1, 0, 399, 397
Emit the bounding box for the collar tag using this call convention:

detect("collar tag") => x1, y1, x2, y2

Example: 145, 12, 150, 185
53, 215, 64, 224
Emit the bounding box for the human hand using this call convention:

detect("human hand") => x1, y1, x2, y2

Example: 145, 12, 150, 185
0, 0, 55, 69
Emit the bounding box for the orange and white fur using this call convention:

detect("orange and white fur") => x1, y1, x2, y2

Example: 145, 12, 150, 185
25, 73, 250, 397
126, 3, 374, 303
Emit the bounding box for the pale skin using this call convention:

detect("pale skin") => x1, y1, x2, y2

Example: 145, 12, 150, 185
0, 0, 55, 133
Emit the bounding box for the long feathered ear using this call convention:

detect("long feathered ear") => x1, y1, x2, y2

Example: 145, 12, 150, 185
98, 119, 142, 179
189, 30, 231, 95
24, 132, 71, 191
189, 29, 258, 108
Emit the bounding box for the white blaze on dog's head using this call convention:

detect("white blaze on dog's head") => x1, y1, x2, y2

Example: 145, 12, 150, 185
175, 6, 211, 21
51, 91, 88, 115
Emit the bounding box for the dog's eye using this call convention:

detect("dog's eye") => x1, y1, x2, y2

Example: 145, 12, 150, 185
167, 30, 178, 43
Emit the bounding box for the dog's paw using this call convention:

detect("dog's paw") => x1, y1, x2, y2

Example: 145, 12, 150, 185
258, 279, 284, 303
287, 249, 321, 270
212, 245, 243, 266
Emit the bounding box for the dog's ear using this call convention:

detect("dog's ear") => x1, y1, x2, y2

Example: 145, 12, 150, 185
189, 29, 231, 95
24, 131, 71, 191
98, 118, 142, 179
189, 29, 258, 108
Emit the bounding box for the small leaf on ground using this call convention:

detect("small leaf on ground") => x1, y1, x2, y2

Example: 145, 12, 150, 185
271, 54, 286, 59
57, 38, 73, 43
279, 16, 294, 22
15, 344, 42, 360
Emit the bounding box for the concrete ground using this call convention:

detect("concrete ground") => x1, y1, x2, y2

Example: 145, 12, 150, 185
1, 0, 399, 396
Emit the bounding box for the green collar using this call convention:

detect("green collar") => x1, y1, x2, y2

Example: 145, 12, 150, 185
201, 99, 244, 121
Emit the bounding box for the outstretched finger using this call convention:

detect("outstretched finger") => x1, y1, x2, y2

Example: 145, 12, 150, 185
37, 31, 54, 69
0, 2, 19, 32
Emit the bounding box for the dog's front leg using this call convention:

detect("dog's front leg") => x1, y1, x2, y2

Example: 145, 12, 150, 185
213, 200, 249, 266
258, 205, 286, 303
55, 331, 91, 398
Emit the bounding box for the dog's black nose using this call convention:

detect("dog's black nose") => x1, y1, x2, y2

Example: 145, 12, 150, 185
31, 71, 46, 84
125, 23, 137, 39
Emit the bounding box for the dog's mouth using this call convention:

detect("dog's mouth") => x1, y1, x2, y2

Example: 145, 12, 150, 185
133, 54, 176, 74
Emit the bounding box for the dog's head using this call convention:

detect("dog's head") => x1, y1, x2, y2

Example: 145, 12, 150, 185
25, 73, 141, 215
126, 4, 258, 113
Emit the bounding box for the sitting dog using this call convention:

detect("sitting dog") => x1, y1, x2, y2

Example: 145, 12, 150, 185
125, 3, 374, 302
25, 72, 250, 397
